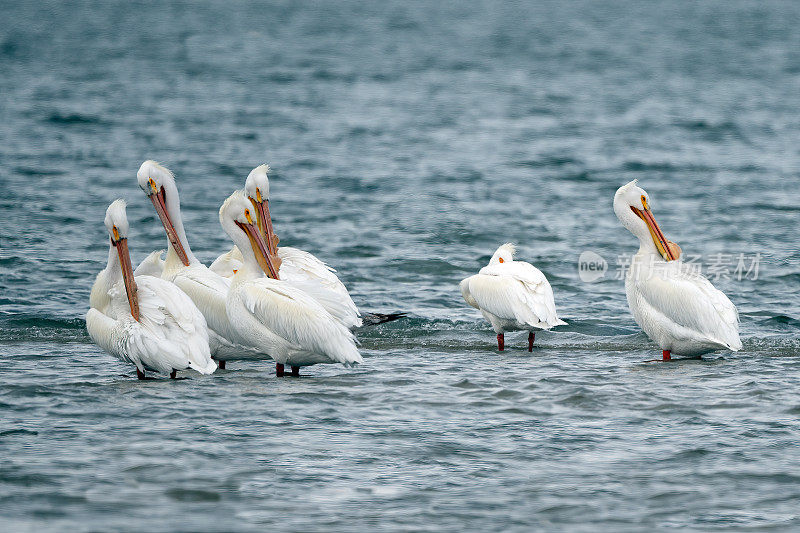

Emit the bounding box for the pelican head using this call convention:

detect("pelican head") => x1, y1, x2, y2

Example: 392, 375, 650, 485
243, 164, 278, 255
245, 164, 270, 201
614, 180, 679, 261
104, 199, 130, 241
103, 199, 139, 320
219, 190, 280, 279
489, 243, 516, 265
136, 160, 190, 266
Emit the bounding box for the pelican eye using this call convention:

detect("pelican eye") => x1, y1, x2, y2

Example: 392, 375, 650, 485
641, 195, 649, 210
498, 257, 505, 263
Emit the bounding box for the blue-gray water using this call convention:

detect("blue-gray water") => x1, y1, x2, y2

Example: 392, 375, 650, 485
2, 1, 800, 530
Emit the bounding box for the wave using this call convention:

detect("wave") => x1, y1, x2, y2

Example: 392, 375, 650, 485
0, 312, 87, 343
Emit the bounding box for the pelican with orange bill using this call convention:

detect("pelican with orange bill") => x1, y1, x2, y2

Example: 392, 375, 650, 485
86, 199, 216, 379
210, 164, 405, 329
219, 190, 363, 377
613, 180, 741, 361
136, 160, 274, 368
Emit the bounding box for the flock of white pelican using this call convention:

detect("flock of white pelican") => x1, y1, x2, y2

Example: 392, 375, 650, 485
87, 164, 741, 379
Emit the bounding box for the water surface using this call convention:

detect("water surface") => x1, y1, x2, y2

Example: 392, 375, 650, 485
1, 1, 800, 530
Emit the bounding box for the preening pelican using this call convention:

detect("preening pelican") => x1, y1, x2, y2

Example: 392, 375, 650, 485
136, 160, 260, 368
211, 164, 403, 328
461, 243, 566, 351
86, 200, 216, 379
613, 180, 741, 360
219, 190, 362, 376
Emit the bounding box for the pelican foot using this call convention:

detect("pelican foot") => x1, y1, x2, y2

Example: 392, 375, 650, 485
217, 360, 226, 370
291, 366, 300, 377
136, 368, 146, 380
276, 363, 285, 377
170, 369, 177, 379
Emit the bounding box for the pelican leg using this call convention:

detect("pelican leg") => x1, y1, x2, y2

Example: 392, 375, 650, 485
291, 366, 300, 377
276, 363, 285, 377
170, 369, 177, 379
136, 368, 145, 380
528, 332, 535, 352
217, 360, 226, 370
497, 333, 504, 351
644, 350, 673, 363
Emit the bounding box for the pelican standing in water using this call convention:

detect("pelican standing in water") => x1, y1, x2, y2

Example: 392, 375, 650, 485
86, 200, 216, 379
613, 180, 741, 360
136, 160, 257, 368
461, 243, 566, 351
210, 164, 403, 327
218, 190, 362, 376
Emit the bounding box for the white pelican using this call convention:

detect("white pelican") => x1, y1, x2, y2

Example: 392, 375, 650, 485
136, 160, 259, 368
460, 243, 566, 351
613, 180, 741, 361
219, 190, 362, 376
210, 164, 403, 327
86, 200, 216, 379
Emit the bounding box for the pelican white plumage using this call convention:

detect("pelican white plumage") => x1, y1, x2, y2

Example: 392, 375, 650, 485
219, 190, 362, 376
136, 160, 260, 367
86, 200, 216, 379
210, 243, 369, 328
613, 180, 741, 360
211, 164, 403, 328
461, 243, 566, 351
133, 249, 165, 277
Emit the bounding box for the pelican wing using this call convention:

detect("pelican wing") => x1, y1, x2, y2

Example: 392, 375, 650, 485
170, 266, 231, 335
635, 265, 741, 350
462, 269, 563, 329
279, 247, 357, 299
278, 246, 360, 328
284, 278, 362, 329
134, 250, 166, 277
239, 279, 362, 365
134, 276, 216, 374
477, 262, 565, 327
209, 246, 243, 278
86, 307, 141, 369
211, 245, 362, 328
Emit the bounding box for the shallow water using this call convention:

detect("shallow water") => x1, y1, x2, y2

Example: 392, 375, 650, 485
1, 0, 800, 530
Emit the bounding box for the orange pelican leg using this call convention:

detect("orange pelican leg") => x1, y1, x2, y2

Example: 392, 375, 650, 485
644, 350, 672, 363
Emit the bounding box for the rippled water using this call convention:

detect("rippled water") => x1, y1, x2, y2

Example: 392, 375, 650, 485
2, 0, 800, 530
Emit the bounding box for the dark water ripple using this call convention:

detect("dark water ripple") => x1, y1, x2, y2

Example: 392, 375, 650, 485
2, 0, 800, 530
